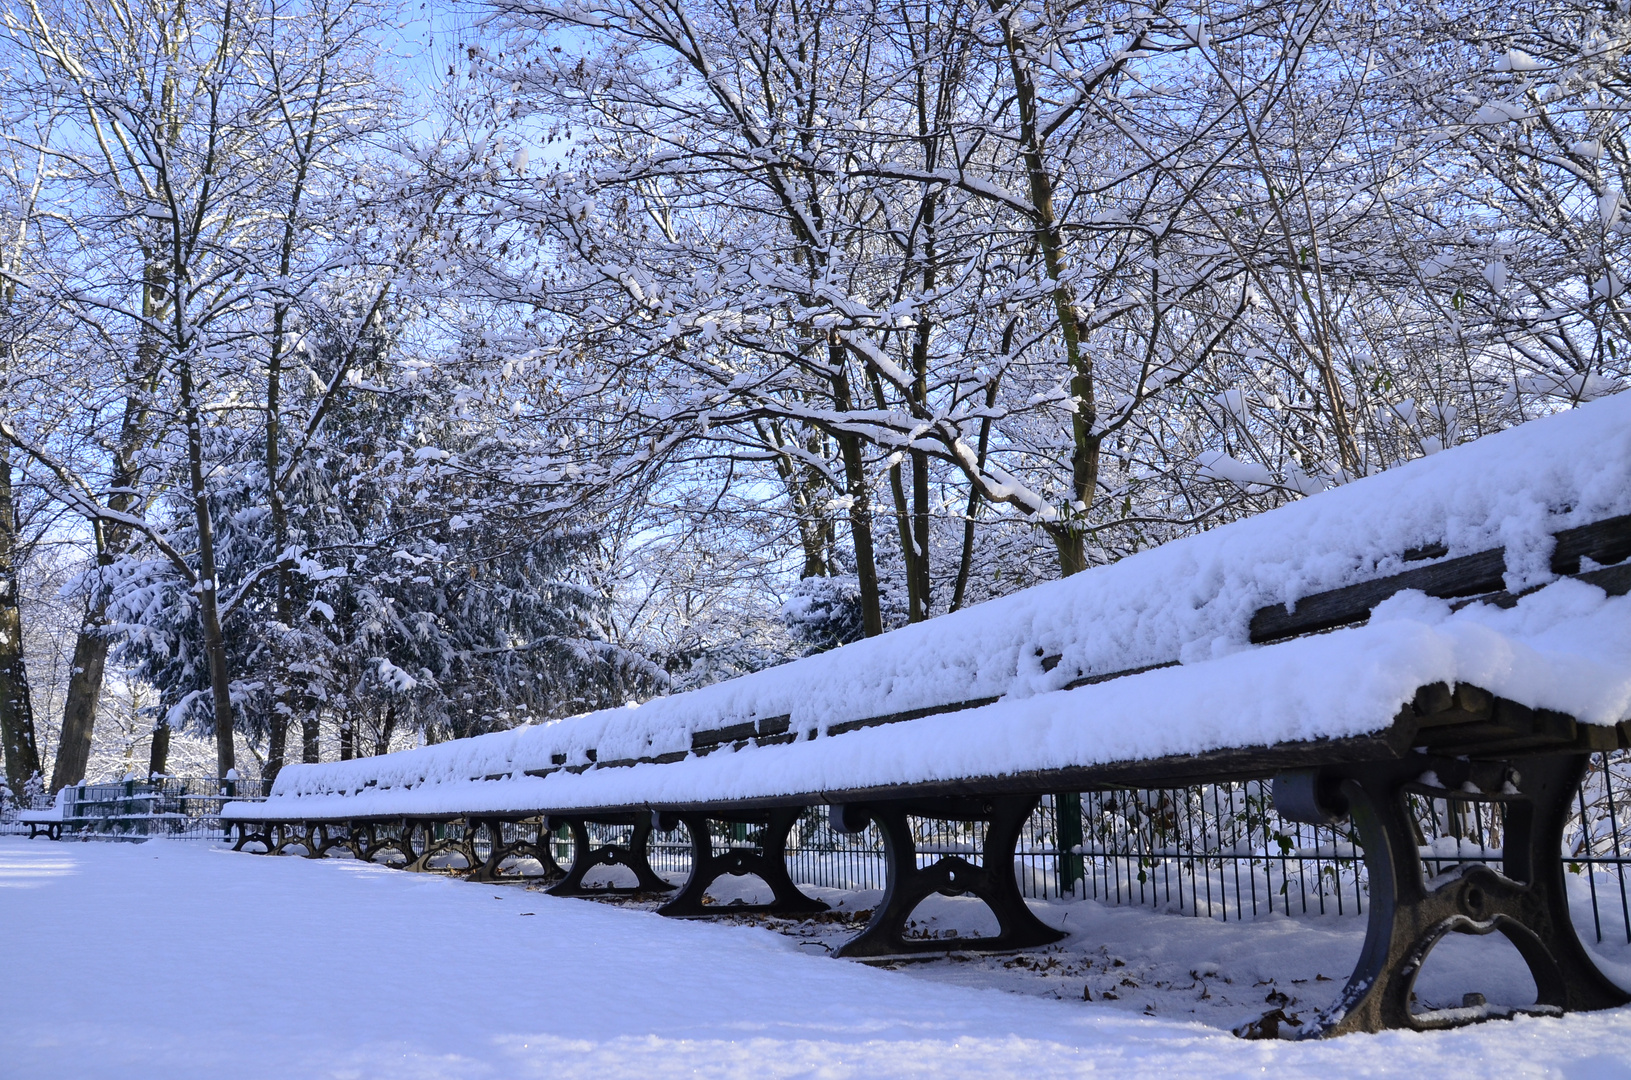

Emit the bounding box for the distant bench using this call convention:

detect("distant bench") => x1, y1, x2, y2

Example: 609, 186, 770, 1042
17, 797, 65, 840
226, 400, 1631, 1037
15, 778, 249, 840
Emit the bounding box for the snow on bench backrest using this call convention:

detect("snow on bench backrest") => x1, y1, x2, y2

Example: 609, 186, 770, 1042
272, 395, 1631, 801
17, 787, 70, 822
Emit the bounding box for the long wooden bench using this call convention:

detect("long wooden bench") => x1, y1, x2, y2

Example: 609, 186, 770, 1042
225, 396, 1631, 1036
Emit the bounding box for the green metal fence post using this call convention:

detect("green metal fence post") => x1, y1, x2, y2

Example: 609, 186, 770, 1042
1055, 792, 1084, 897
222, 775, 236, 841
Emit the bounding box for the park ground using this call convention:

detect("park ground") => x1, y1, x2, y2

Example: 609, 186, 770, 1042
2, 836, 1630, 1079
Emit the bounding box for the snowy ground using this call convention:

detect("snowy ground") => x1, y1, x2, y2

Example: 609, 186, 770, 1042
3, 838, 1631, 1079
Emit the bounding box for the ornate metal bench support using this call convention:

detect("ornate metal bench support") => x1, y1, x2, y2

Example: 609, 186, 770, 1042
1277, 752, 1629, 1037
547, 813, 674, 896
301, 822, 350, 859
269, 821, 314, 856
657, 808, 828, 918
337, 821, 406, 865
403, 820, 478, 872
467, 818, 565, 883
232, 821, 272, 852
833, 794, 1066, 958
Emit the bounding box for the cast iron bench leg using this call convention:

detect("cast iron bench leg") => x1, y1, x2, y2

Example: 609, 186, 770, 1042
547, 814, 675, 896
406, 820, 463, 871
271, 822, 308, 856
302, 821, 349, 858
835, 794, 1066, 958
344, 821, 372, 861
466, 818, 564, 883
658, 808, 828, 917
467, 818, 508, 882
231, 821, 273, 853
355, 820, 414, 865
1299, 753, 1630, 1036
376, 818, 418, 866
451, 820, 481, 872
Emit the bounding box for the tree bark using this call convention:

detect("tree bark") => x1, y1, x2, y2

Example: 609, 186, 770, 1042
911, 449, 932, 617
867, 367, 926, 623
147, 719, 171, 778
302, 716, 320, 763
829, 356, 882, 637
177, 356, 236, 779
837, 431, 883, 636
265, 714, 288, 782
0, 451, 41, 798
887, 455, 924, 621
758, 417, 832, 580
906, 169, 938, 617
951, 370, 1004, 612
265, 303, 293, 784
993, 3, 1097, 577
261, 126, 310, 783
49, 625, 107, 791
53, 260, 165, 791
373, 702, 397, 757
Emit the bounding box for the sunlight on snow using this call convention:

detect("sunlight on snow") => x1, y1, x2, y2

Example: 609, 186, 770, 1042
0, 851, 79, 887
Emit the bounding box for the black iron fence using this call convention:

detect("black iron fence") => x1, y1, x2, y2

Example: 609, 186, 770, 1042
7, 752, 1629, 943
1045, 752, 1631, 946
644, 751, 1631, 945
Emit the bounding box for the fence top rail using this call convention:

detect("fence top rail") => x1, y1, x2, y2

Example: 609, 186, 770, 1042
230, 396, 1631, 825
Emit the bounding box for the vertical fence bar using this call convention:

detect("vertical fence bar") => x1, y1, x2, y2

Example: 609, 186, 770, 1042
1597, 752, 1631, 944
1054, 793, 1081, 899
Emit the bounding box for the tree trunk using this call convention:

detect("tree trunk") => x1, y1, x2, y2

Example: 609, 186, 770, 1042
264, 278, 298, 786
951, 373, 1004, 612
0, 451, 41, 799
339, 718, 354, 760
866, 363, 928, 622
49, 625, 107, 791
830, 358, 882, 637
887, 456, 924, 621
177, 357, 236, 780
993, 4, 1097, 578
52, 261, 167, 791
1048, 518, 1091, 577
911, 449, 932, 617
906, 173, 938, 617
760, 417, 832, 580
837, 432, 883, 636
795, 446, 830, 579
374, 702, 397, 757
265, 714, 288, 783
147, 719, 171, 777
302, 716, 320, 763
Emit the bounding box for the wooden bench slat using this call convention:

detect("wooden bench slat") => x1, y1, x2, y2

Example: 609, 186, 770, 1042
1249, 512, 1631, 644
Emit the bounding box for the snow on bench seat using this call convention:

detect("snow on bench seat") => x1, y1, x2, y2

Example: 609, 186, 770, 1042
226, 575, 1631, 822
17, 791, 69, 839
229, 393, 1631, 822
17, 798, 65, 824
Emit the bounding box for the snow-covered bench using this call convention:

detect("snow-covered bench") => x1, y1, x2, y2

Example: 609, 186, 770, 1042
17, 790, 69, 840
226, 395, 1631, 1036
